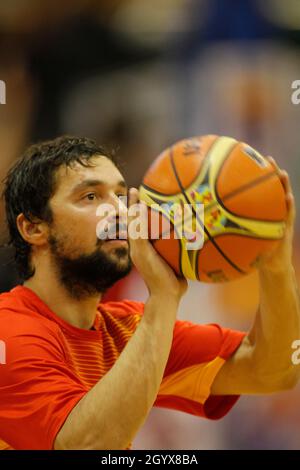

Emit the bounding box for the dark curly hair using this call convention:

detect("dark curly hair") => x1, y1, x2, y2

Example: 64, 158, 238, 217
3, 135, 115, 281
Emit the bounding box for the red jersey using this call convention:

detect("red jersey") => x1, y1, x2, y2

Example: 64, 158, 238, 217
0, 286, 245, 450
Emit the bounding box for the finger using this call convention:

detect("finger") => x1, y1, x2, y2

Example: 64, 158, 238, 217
277, 170, 288, 193
267, 158, 293, 196
286, 192, 296, 226
279, 170, 292, 195
127, 189, 149, 247
266, 158, 296, 227
277, 171, 295, 223
128, 187, 139, 208
276, 171, 295, 226
266, 156, 281, 173
127, 188, 138, 243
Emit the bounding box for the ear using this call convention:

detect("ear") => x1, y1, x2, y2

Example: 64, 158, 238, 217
16, 213, 48, 246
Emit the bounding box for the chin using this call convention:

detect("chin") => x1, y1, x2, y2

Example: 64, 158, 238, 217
108, 245, 130, 261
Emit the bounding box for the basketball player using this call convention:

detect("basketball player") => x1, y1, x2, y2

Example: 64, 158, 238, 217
0, 136, 299, 450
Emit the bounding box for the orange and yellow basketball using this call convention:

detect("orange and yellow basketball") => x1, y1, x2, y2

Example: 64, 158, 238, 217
139, 135, 287, 282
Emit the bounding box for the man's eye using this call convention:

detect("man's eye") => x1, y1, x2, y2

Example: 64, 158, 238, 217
85, 193, 97, 201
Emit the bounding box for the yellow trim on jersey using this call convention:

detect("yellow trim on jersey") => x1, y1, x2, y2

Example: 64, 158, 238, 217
158, 356, 225, 404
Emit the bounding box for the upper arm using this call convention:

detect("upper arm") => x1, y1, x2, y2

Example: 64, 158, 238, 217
0, 314, 87, 449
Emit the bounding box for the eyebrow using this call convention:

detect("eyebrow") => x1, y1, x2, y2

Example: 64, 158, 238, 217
71, 179, 127, 194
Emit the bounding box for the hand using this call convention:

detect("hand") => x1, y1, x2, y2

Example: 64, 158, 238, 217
258, 157, 296, 273
127, 188, 188, 300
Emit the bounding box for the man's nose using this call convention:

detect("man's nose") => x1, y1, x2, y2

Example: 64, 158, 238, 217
108, 192, 128, 219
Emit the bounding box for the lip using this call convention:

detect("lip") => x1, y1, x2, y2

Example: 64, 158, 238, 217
105, 239, 128, 246
116, 231, 128, 239
100, 230, 128, 242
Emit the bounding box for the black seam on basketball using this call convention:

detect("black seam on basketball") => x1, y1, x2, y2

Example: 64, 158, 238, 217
218, 169, 278, 201
195, 232, 281, 277
152, 237, 183, 277
212, 169, 280, 221
145, 199, 184, 276
152, 209, 183, 276
211, 232, 283, 241
140, 182, 179, 197
140, 136, 218, 198
169, 142, 245, 276
204, 171, 278, 213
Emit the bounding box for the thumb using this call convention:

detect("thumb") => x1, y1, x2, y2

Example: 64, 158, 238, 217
128, 187, 139, 208
127, 188, 149, 246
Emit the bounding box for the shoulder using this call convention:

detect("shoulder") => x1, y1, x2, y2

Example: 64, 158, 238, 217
98, 299, 145, 319
0, 308, 67, 367
0, 290, 62, 345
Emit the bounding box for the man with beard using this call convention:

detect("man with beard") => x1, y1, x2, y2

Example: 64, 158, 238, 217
0, 136, 299, 450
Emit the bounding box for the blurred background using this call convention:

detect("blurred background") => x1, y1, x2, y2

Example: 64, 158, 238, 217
0, 0, 300, 449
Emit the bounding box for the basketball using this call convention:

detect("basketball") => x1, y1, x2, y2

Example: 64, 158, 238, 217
139, 135, 287, 282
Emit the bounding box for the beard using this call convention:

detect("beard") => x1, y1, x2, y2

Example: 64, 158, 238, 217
48, 233, 132, 300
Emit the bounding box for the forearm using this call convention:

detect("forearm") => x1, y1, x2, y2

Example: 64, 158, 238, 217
55, 294, 179, 450
251, 263, 300, 388
212, 165, 300, 395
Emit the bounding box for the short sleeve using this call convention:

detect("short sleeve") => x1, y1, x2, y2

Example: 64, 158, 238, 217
0, 312, 88, 450
155, 320, 246, 420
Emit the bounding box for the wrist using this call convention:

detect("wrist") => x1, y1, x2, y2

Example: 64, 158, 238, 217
148, 290, 180, 304
259, 259, 293, 275
147, 281, 185, 304
146, 291, 181, 312
258, 262, 296, 284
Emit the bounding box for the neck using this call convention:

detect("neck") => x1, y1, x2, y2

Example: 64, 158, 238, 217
24, 271, 102, 330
